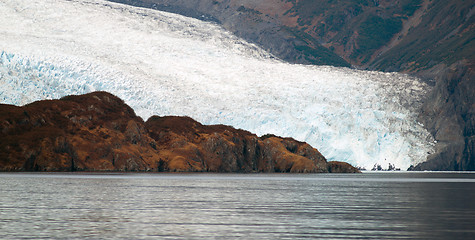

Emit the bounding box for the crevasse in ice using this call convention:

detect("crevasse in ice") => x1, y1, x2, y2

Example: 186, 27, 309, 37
0, 0, 434, 170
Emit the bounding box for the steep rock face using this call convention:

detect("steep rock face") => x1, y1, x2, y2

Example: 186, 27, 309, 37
0, 92, 359, 173
413, 63, 475, 170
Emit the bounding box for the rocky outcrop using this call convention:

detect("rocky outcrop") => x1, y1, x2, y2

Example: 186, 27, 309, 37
145, 116, 331, 172
0, 92, 359, 173
0, 91, 160, 171
412, 62, 475, 170
327, 161, 361, 173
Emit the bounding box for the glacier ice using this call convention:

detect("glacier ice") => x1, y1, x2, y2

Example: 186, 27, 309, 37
0, 0, 434, 170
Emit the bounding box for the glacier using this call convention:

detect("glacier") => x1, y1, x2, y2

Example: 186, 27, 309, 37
0, 0, 434, 170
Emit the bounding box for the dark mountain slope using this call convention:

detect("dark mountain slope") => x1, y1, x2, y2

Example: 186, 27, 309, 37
368, 0, 474, 72
412, 62, 474, 171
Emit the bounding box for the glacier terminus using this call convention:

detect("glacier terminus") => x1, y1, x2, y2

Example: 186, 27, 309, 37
0, 0, 434, 170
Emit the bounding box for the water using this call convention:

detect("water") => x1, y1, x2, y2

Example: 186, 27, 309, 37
1, 173, 474, 239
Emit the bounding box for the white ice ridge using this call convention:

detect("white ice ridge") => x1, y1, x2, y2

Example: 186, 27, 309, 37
0, 0, 434, 170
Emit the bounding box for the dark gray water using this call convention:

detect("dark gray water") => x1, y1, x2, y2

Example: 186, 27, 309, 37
1, 172, 474, 239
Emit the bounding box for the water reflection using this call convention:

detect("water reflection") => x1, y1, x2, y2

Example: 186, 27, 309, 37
1, 172, 474, 239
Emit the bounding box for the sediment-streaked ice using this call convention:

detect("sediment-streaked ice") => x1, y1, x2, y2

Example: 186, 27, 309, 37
0, 0, 434, 170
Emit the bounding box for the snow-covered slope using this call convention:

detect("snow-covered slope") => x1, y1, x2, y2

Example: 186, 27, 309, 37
0, 0, 434, 170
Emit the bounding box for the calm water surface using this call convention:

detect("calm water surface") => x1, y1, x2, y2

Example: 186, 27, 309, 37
1, 172, 474, 239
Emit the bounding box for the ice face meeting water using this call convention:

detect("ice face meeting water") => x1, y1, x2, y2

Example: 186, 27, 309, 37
0, 0, 434, 170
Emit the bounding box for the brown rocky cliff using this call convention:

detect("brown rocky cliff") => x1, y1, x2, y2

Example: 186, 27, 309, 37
327, 161, 361, 173
145, 117, 334, 173
0, 92, 359, 173
0, 91, 160, 171
145, 116, 261, 172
